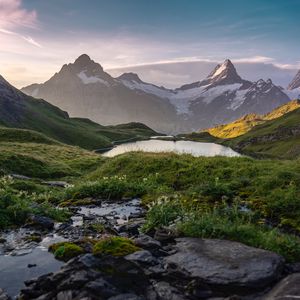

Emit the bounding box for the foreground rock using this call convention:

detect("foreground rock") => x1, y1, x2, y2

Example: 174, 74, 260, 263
164, 238, 284, 296
263, 273, 300, 299
19, 254, 155, 300
25, 215, 54, 231
0, 289, 10, 300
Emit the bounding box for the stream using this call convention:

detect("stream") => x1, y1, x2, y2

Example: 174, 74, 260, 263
0, 199, 143, 298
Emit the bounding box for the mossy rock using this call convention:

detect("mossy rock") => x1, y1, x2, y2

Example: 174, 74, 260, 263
59, 198, 98, 207
93, 236, 140, 257
24, 235, 42, 243
49, 242, 84, 261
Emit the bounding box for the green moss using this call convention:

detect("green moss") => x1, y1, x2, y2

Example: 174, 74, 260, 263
59, 198, 98, 207
49, 242, 84, 261
91, 223, 105, 233
93, 237, 140, 257
24, 235, 42, 243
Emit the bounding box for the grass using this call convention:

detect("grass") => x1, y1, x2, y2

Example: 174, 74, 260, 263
0, 176, 70, 229
1, 82, 158, 150
142, 197, 300, 262
85, 152, 300, 234
0, 141, 103, 179
202, 100, 300, 139
224, 104, 300, 159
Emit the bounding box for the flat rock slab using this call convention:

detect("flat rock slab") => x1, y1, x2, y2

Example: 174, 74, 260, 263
164, 238, 284, 293
263, 273, 300, 299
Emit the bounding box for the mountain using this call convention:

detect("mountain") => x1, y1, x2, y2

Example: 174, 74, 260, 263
225, 100, 300, 159
0, 74, 157, 150
113, 59, 291, 131
287, 70, 300, 99
22, 56, 291, 133
204, 100, 300, 138
22, 54, 178, 133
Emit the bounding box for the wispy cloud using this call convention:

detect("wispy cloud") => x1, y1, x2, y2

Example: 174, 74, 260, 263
0, 0, 37, 29
0, 28, 42, 48
0, 0, 41, 48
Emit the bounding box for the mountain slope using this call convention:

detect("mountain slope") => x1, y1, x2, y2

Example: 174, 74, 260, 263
115, 59, 291, 131
22, 56, 291, 133
22, 54, 178, 133
287, 70, 300, 99
205, 100, 300, 138
226, 103, 300, 159
0, 75, 157, 150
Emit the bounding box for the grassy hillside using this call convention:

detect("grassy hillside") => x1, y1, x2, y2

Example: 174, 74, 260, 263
226, 107, 300, 159
15, 97, 157, 149
206, 113, 264, 138
0, 127, 103, 178
205, 100, 300, 139
0, 77, 157, 150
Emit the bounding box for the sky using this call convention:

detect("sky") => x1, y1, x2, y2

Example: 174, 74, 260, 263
0, 0, 300, 88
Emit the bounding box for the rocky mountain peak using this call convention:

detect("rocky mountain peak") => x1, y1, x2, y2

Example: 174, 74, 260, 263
207, 59, 243, 85
288, 70, 300, 90
118, 72, 143, 83
73, 54, 104, 73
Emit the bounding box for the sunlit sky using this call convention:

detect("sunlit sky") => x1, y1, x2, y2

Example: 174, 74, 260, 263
1, 0, 300, 88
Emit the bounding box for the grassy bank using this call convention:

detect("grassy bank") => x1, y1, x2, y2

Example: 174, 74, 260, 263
1, 148, 300, 261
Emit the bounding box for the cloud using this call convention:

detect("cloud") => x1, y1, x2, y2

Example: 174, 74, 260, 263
0, 0, 37, 29
232, 56, 274, 63
0, 28, 42, 48
22, 36, 42, 48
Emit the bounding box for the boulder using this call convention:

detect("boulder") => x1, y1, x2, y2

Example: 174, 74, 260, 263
0, 289, 10, 300
152, 281, 188, 300
19, 254, 154, 300
263, 273, 300, 299
125, 250, 158, 266
25, 215, 54, 230
164, 238, 284, 296
134, 235, 161, 251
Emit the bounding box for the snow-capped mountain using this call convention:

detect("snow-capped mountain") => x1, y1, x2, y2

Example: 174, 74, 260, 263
21, 55, 178, 133
22, 56, 291, 133
117, 59, 290, 130
287, 70, 300, 99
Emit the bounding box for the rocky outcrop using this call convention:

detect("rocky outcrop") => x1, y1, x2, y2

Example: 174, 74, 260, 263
17, 236, 287, 299
20, 254, 154, 300
164, 238, 284, 295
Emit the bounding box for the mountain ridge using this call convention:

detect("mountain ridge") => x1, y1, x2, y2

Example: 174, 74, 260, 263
0, 74, 158, 150
21, 55, 292, 133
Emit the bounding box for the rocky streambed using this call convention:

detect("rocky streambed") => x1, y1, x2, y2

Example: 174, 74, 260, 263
0, 199, 300, 300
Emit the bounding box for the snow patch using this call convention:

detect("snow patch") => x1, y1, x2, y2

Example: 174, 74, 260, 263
120, 79, 174, 99
227, 89, 248, 110
77, 71, 110, 86
210, 64, 227, 78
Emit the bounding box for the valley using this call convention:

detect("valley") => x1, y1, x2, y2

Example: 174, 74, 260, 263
1, 58, 300, 299
1, 1, 300, 298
